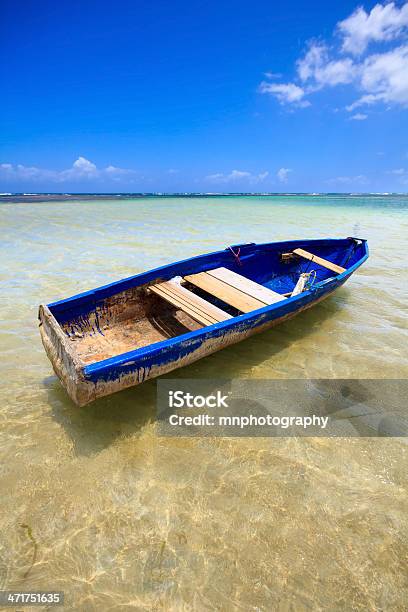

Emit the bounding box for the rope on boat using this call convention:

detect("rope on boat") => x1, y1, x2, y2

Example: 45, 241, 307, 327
302, 252, 316, 274
228, 246, 242, 266
342, 240, 359, 268
304, 270, 317, 290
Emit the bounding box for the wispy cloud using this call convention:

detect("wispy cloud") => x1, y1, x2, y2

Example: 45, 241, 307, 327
104, 165, 138, 180
258, 82, 309, 107
387, 167, 408, 182
0, 157, 138, 183
350, 113, 368, 120
277, 167, 292, 183
259, 2, 408, 114
326, 174, 369, 185
264, 71, 283, 79
205, 169, 269, 184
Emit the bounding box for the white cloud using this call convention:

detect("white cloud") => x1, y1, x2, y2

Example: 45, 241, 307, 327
277, 168, 292, 183
259, 82, 309, 106
360, 44, 408, 105
228, 170, 251, 180
338, 2, 408, 55
297, 44, 326, 81
72, 156, 97, 174
259, 2, 408, 112
0, 163, 56, 181
388, 167, 406, 174
312, 57, 356, 87
0, 157, 138, 183
350, 113, 368, 120
297, 43, 356, 86
345, 45, 408, 109
205, 169, 269, 184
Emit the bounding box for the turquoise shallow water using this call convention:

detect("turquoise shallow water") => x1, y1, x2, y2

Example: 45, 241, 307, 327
0, 195, 408, 610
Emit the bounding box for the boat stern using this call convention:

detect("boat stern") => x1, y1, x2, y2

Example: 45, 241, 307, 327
38, 304, 93, 406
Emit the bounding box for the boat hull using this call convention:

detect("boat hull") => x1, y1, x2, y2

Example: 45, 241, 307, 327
39, 238, 368, 406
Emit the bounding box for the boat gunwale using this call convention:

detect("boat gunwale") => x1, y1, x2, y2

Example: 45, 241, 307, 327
46, 237, 363, 314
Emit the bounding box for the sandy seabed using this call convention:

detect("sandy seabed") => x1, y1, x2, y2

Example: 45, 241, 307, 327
0, 194, 407, 610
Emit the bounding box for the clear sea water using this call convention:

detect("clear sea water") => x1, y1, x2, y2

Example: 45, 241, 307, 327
0, 194, 407, 610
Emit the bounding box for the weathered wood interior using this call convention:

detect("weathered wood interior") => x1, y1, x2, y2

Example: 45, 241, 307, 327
62, 264, 289, 366
61, 285, 204, 365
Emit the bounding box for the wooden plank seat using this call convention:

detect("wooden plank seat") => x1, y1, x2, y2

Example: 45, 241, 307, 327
149, 279, 232, 327
291, 248, 346, 275
184, 267, 286, 314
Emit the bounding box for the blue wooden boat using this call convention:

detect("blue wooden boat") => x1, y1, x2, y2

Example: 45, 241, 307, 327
39, 237, 368, 406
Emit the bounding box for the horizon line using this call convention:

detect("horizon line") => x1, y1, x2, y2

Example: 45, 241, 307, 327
1, 192, 406, 197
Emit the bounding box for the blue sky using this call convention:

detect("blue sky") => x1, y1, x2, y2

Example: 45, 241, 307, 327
1, 0, 408, 192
